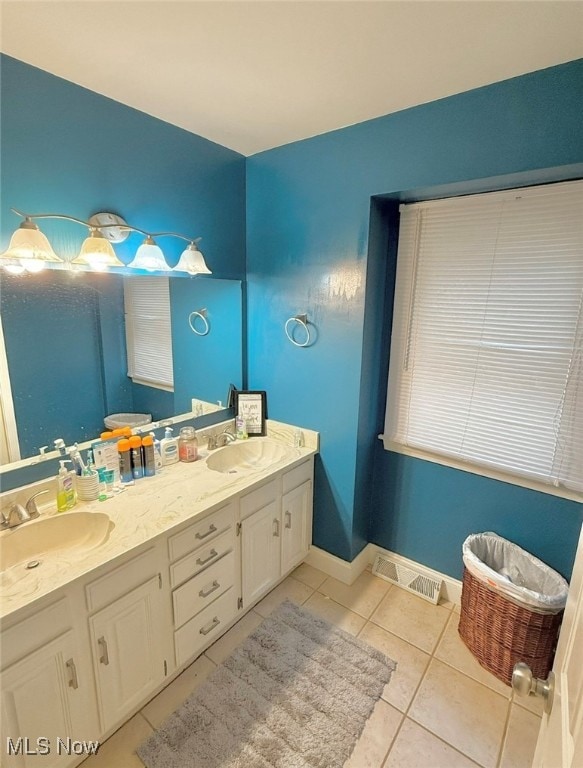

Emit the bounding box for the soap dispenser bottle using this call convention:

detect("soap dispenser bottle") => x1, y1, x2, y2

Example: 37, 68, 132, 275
160, 427, 179, 466
57, 460, 77, 512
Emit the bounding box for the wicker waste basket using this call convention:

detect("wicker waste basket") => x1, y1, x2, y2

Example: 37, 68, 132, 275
458, 532, 568, 686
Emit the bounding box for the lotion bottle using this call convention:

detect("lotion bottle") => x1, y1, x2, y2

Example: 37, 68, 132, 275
57, 460, 77, 512
160, 427, 179, 466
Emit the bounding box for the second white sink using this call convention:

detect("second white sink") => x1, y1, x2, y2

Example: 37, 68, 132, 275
206, 439, 298, 473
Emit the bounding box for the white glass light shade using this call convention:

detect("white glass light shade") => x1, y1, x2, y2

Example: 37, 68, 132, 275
129, 237, 170, 272
71, 229, 124, 271
173, 243, 212, 275
0, 220, 61, 270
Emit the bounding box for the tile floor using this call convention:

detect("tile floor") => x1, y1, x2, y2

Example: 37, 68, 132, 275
82, 564, 542, 768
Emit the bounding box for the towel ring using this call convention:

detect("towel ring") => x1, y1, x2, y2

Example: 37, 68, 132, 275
188, 308, 210, 336
285, 314, 311, 347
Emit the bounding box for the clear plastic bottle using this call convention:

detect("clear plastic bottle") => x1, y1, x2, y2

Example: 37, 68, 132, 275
117, 439, 133, 484
178, 426, 198, 462
129, 435, 144, 479
142, 434, 156, 477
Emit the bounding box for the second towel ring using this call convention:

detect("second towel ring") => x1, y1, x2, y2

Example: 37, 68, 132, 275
189, 308, 210, 336
285, 313, 312, 347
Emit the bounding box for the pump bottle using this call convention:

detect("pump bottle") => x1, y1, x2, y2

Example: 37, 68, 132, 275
57, 460, 77, 512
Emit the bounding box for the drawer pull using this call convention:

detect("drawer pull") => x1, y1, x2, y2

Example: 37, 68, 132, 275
199, 580, 221, 599
66, 658, 78, 689
196, 548, 218, 567
273, 519, 280, 537
97, 636, 109, 666
285, 511, 292, 529
199, 616, 220, 636
195, 524, 217, 541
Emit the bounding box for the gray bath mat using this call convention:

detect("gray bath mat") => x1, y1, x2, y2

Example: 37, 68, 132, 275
138, 599, 396, 768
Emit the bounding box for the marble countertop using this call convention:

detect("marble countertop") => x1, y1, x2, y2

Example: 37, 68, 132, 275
0, 421, 318, 622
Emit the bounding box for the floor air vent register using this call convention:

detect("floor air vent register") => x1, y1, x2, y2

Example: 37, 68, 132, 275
372, 554, 443, 604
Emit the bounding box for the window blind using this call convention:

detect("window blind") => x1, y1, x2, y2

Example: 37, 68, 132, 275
384, 180, 583, 493
124, 276, 174, 391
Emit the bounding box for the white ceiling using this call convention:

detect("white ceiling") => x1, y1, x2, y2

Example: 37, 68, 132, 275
1, 1, 582, 156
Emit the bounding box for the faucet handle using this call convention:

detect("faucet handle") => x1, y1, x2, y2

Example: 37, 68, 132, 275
25, 490, 49, 519
1, 503, 31, 529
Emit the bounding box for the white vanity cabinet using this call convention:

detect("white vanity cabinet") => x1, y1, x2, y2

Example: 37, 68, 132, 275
0, 600, 98, 768
241, 459, 313, 609
0, 443, 315, 768
85, 549, 168, 733
168, 501, 239, 666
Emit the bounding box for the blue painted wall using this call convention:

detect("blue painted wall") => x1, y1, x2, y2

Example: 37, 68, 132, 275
2, 53, 582, 579
171, 278, 243, 413
246, 60, 583, 577
0, 54, 246, 461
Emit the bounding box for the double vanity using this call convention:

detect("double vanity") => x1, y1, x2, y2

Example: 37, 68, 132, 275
0, 420, 318, 767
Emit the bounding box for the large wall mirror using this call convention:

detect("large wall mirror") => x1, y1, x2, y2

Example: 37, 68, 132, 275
0, 270, 243, 470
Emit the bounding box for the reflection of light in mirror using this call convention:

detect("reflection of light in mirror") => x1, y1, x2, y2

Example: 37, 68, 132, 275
323, 265, 362, 301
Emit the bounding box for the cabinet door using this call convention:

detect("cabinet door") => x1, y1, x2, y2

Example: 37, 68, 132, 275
241, 500, 281, 607
281, 480, 311, 574
89, 575, 165, 733
1, 631, 97, 768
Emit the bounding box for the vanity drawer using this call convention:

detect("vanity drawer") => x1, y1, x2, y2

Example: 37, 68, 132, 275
173, 550, 236, 629
168, 502, 234, 563
282, 458, 312, 494
1, 598, 71, 669
85, 548, 158, 613
174, 588, 238, 666
240, 479, 278, 520
170, 528, 234, 589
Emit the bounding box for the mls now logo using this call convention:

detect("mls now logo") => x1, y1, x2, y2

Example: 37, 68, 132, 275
6, 737, 100, 756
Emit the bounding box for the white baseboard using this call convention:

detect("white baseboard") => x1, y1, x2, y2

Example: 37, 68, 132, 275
304, 545, 371, 586
305, 543, 462, 605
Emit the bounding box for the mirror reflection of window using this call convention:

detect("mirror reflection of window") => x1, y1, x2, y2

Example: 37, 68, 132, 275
124, 277, 174, 391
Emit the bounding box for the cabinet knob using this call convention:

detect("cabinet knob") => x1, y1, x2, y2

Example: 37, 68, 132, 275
284, 511, 292, 529
273, 519, 280, 537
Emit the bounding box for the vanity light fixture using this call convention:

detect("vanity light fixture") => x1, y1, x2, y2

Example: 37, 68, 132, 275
173, 241, 212, 276
1, 216, 63, 272
71, 228, 125, 271
0, 209, 212, 275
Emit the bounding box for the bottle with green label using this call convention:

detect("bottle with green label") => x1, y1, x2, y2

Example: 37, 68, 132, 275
56, 460, 77, 512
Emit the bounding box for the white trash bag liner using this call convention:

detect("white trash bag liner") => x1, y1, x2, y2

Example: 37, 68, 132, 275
463, 532, 568, 614
104, 413, 152, 430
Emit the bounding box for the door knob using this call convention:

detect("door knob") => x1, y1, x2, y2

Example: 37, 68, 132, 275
512, 662, 554, 715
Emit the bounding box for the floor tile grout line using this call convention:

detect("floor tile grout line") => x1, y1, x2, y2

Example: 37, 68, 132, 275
313, 583, 392, 621
494, 696, 514, 768
393, 716, 487, 768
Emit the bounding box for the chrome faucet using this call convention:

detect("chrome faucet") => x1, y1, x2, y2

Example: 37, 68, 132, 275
0, 490, 48, 530
216, 429, 237, 447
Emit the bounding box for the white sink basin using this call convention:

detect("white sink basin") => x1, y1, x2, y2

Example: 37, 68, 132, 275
0, 511, 114, 572
206, 439, 298, 474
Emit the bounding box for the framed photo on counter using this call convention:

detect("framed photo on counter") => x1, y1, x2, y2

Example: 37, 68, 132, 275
234, 390, 267, 436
